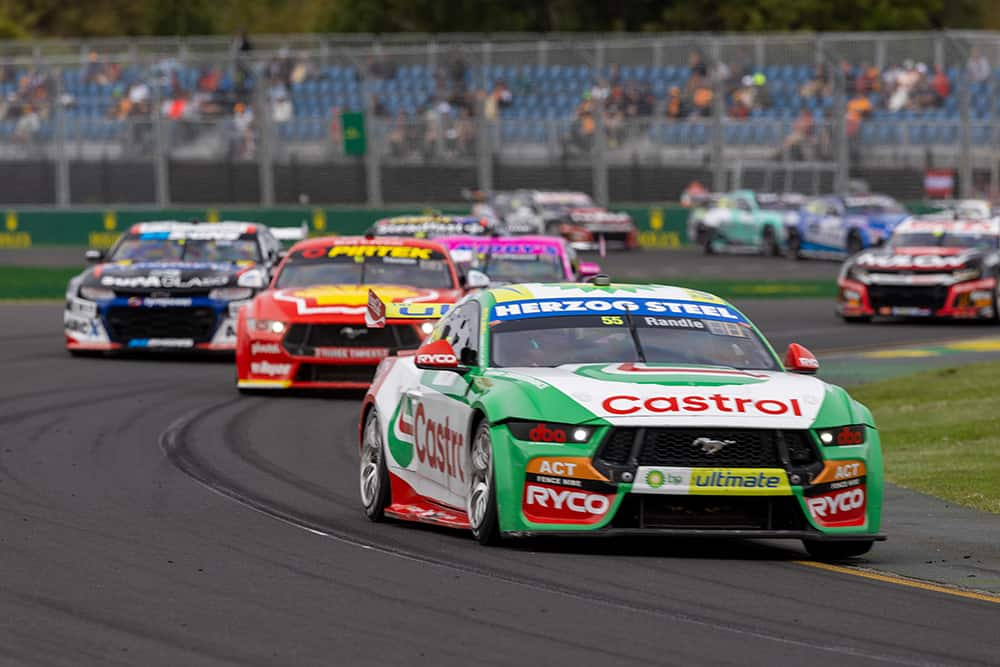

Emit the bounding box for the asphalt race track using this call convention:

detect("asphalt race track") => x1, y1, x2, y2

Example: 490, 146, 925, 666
2, 301, 999, 666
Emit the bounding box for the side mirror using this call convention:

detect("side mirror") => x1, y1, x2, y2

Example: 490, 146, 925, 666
578, 261, 601, 280
465, 269, 490, 290
85, 249, 104, 263
414, 339, 466, 373
785, 343, 819, 374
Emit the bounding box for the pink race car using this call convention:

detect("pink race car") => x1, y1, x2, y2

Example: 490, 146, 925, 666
437, 235, 601, 284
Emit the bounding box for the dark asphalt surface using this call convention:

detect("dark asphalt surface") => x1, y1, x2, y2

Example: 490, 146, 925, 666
2, 302, 1000, 666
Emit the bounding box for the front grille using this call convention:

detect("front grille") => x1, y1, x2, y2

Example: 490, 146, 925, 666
294, 363, 378, 384
611, 495, 807, 530
105, 306, 218, 342
282, 323, 421, 356
596, 429, 816, 468
867, 284, 949, 311
589, 231, 631, 243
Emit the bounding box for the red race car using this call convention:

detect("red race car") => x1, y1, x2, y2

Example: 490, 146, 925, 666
236, 236, 484, 391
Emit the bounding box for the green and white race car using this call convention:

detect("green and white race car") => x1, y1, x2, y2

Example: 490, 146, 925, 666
692, 190, 803, 255
359, 280, 884, 559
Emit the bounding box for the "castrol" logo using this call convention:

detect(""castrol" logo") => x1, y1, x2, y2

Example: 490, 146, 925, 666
413, 402, 464, 481
602, 394, 803, 416
524, 485, 610, 515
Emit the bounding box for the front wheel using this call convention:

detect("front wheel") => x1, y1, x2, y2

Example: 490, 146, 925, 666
803, 539, 874, 561
360, 408, 391, 522
467, 420, 500, 545
698, 226, 716, 255
846, 230, 864, 256
787, 230, 803, 260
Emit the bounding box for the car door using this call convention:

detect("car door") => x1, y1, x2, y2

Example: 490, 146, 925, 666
816, 201, 847, 251
727, 196, 756, 245
407, 300, 480, 506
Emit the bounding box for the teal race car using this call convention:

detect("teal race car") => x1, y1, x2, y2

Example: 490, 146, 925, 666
359, 279, 884, 559
691, 190, 804, 255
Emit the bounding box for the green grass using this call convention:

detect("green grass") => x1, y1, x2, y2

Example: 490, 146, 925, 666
621, 278, 838, 299
852, 362, 1000, 513
0, 266, 78, 300
1, 266, 837, 301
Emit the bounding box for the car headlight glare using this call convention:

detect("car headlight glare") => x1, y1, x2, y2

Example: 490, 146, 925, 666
506, 421, 593, 444
847, 267, 870, 284
420, 322, 434, 335
246, 318, 286, 334
237, 269, 267, 289
79, 286, 115, 301
815, 425, 866, 446
209, 287, 254, 301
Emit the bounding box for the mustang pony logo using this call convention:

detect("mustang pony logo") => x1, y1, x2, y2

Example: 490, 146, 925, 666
693, 437, 734, 455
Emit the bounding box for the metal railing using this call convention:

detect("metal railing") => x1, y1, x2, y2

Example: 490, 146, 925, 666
0, 31, 998, 205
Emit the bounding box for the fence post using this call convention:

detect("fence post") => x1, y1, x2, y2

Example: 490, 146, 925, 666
364, 85, 382, 206
834, 61, 849, 194
476, 97, 493, 194
53, 67, 71, 207
151, 73, 170, 207
255, 83, 275, 206
593, 95, 609, 206
959, 65, 973, 197
710, 38, 726, 191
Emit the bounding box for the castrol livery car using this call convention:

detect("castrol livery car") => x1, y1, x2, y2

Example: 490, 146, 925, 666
437, 235, 601, 284
359, 280, 884, 559
367, 214, 495, 238
838, 217, 1000, 322
236, 236, 480, 391
64, 222, 284, 353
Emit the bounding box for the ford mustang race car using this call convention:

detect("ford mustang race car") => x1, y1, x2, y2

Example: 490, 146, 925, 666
691, 190, 802, 255
367, 214, 495, 238
788, 194, 908, 259
359, 280, 884, 559
236, 236, 487, 391
64, 222, 286, 354
437, 235, 601, 284
837, 217, 1000, 322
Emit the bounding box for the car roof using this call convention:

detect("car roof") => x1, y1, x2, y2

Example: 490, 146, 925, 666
376, 214, 482, 224
286, 235, 450, 252
128, 221, 261, 235
482, 282, 738, 310
896, 217, 1000, 235
437, 235, 567, 251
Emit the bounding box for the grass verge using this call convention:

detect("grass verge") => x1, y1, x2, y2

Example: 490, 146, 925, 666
0, 266, 77, 300
852, 362, 1000, 513
0, 266, 837, 301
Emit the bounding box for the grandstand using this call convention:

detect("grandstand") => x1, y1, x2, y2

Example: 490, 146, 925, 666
0, 32, 997, 203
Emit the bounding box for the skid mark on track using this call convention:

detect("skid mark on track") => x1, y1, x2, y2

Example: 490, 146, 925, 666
161, 402, 969, 667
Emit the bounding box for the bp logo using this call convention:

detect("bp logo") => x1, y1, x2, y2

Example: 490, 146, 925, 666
645, 469, 666, 488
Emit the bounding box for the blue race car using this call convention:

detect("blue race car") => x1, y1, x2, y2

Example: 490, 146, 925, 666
64, 221, 297, 354
787, 194, 908, 260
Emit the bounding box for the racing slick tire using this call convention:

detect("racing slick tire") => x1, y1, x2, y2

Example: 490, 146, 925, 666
698, 226, 716, 255
803, 539, 874, 561
846, 230, 864, 256
840, 314, 872, 324
761, 226, 781, 257
360, 408, 392, 522
786, 230, 803, 260
468, 419, 501, 545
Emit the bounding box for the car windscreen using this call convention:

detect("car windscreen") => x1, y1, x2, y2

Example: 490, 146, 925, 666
274, 244, 455, 289
110, 234, 260, 262
490, 313, 777, 370
846, 197, 904, 216
891, 231, 999, 250
475, 253, 565, 283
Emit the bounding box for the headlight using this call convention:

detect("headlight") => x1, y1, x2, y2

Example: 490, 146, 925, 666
246, 318, 287, 334
953, 266, 983, 282
506, 421, 593, 444
209, 287, 254, 301
847, 267, 870, 283
79, 286, 115, 301
237, 269, 267, 289
420, 322, 434, 335
815, 425, 866, 446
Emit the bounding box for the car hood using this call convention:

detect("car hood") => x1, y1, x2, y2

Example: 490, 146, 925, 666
83, 261, 248, 291
263, 284, 463, 320
486, 363, 835, 429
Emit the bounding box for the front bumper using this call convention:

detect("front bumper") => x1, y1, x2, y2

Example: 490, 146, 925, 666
64, 296, 247, 352
562, 225, 639, 251
491, 424, 884, 540
838, 277, 997, 320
